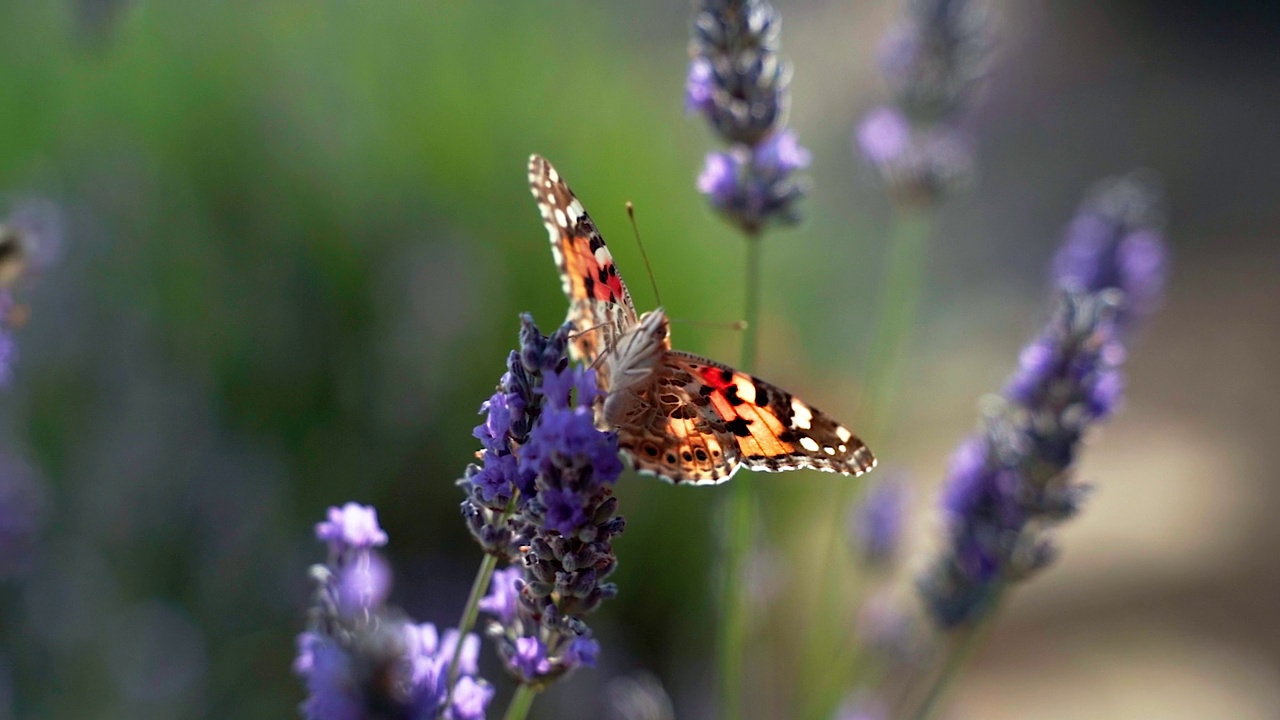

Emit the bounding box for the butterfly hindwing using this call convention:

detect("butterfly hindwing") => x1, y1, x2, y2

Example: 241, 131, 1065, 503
527, 155, 638, 372
666, 352, 876, 477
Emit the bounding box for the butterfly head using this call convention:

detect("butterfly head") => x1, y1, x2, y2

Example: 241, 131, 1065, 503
635, 308, 670, 344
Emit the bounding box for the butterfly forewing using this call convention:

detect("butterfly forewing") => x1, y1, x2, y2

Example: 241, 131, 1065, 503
527, 154, 638, 381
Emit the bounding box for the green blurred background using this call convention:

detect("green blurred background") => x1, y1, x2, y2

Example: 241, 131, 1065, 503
2, 1, 1278, 718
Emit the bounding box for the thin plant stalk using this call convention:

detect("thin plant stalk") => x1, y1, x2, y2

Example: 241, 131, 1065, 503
859, 207, 934, 440
447, 494, 518, 695
719, 231, 762, 720
446, 552, 499, 689
501, 684, 539, 720
796, 208, 933, 714
906, 589, 1002, 720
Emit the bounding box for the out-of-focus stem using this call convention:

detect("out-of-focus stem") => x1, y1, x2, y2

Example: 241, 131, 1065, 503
907, 589, 1001, 720
799, 207, 934, 716
859, 207, 933, 439
720, 230, 762, 720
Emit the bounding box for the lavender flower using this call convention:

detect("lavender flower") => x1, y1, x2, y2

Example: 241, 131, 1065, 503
470, 317, 624, 687
688, 0, 810, 233
857, 0, 995, 203
919, 177, 1170, 628
295, 503, 494, 720
851, 474, 908, 568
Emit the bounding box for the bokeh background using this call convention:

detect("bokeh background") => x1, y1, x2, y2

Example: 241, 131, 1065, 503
1, 1, 1278, 718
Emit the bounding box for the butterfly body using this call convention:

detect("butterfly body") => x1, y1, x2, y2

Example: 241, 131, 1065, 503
528, 154, 875, 485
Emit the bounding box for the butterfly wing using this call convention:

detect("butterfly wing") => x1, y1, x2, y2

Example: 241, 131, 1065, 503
613, 361, 742, 485
664, 351, 875, 478
528, 155, 639, 379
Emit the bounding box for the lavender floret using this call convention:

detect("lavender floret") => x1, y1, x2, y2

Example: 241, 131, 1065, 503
458, 314, 571, 558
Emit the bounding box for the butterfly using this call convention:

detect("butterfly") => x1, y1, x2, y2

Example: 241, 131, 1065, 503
527, 154, 875, 485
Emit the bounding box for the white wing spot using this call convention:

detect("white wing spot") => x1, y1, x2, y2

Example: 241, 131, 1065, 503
800, 436, 821, 453
836, 426, 852, 443
567, 200, 583, 223
823, 446, 836, 456
734, 379, 756, 404
554, 208, 567, 227
548, 167, 560, 183
791, 399, 813, 430
594, 246, 613, 264
838, 444, 847, 453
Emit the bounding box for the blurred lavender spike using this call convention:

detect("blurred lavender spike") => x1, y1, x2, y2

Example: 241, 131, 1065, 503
0, 453, 44, 579
851, 473, 909, 568
471, 317, 624, 688
688, 0, 810, 233
919, 176, 1170, 628
857, 0, 996, 204
880, 0, 996, 122
295, 503, 494, 720
1053, 171, 1169, 334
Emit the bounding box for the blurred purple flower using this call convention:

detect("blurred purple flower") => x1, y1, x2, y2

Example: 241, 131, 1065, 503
1053, 173, 1170, 332
0, 452, 44, 579
684, 57, 715, 115
509, 637, 553, 682
856, 107, 911, 167
315, 503, 388, 554
879, 0, 996, 120
696, 131, 812, 234
334, 552, 392, 616
688, 0, 810, 232
478, 566, 521, 625
0, 293, 16, 388
852, 474, 908, 567
295, 504, 493, 720
859, 0, 995, 202
920, 176, 1169, 628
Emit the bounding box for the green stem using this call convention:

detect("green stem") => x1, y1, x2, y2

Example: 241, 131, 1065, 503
719, 231, 762, 720
798, 208, 934, 715
907, 594, 1002, 720
859, 208, 933, 437
501, 684, 539, 720
740, 233, 762, 372
445, 551, 499, 691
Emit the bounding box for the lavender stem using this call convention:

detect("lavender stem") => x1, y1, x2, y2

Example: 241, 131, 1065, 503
446, 551, 501, 692
907, 588, 1002, 720
501, 684, 539, 720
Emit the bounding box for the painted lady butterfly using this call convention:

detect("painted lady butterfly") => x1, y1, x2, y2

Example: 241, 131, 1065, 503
528, 155, 875, 485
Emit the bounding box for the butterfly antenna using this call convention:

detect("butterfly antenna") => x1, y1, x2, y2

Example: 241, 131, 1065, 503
626, 201, 663, 308
669, 318, 749, 332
